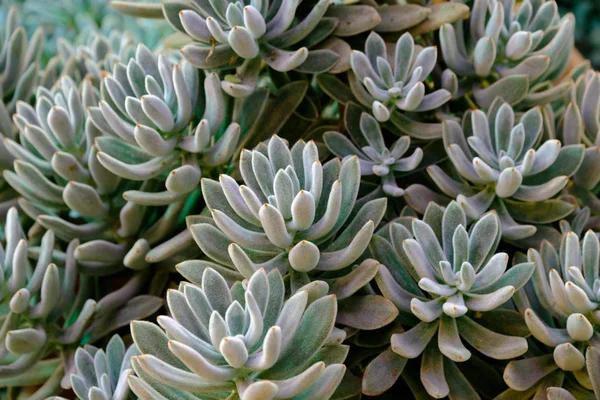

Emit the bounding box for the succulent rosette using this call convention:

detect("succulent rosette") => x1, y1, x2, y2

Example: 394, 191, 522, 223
128, 267, 346, 399
363, 201, 534, 397
90, 45, 240, 207
192, 135, 385, 284
65, 335, 139, 400
440, 0, 575, 108
349, 31, 451, 122
5, 76, 114, 225
161, 0, 340, 75
0, 0, 598, 398
323, 110, 423, 197
426, 97, 583, 241
501, 230, 600, 397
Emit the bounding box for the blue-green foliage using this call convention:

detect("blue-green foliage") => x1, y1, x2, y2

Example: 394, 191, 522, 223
0, 0, 600, 399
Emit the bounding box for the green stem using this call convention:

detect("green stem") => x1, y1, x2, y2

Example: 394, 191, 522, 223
464, 93, 478, 110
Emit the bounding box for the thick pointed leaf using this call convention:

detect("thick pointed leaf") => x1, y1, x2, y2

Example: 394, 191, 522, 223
376, 4, 430, 33
362, 348, 407, 396
473, 75, 529, 108
326, 5, 381, 37
336, 295, 398, 330
456, 316, 528, 360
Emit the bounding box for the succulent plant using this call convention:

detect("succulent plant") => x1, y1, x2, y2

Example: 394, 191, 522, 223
7, 0, 169, 64
2, 0, 600, 398
536, 83, 600, 217
159, 0, 341, 75
501, 230, 600, 397
0, 69, 165, 364
349, 31, 452, 122
569, 69, 600, 147
363, 201, 534, 397
0, 206, 162, 397
4, 76, 115, 224
68, 334, 139, 400
440, 0, 575, 108
41, 30, 137, 88
323, 110, 423, 197
425, 97, 583, 241
1, 73, 201, 278
3, 75, 130, 266
0, 6, 43, 118
191, 135, 386, 285
0, 5, 44, 210
128, 267, 347, 399
90, 46, 241, 207
0, 207, 97, 397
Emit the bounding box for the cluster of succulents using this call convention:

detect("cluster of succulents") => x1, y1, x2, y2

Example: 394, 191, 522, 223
0, 0, 170, 63
0, 207, 161, 399
2, 0, 600, 398
440, 0, 575, 108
